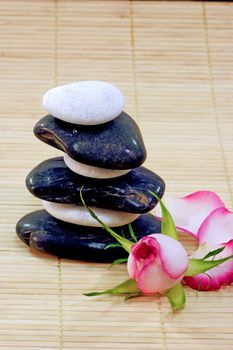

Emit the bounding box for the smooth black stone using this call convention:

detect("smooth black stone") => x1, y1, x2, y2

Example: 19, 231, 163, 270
26, 157, 165, 214
33, 113, 147, 170
16, 210, 161, 262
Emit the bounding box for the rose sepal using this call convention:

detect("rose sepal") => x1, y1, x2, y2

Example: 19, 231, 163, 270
185, 253, 233, 277
109, 258, 128, 268
149, 190, 178, 240
84, 279, 141, 297
166, 283, 186, 311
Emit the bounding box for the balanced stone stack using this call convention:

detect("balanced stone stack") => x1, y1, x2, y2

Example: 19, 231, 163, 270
16, 81, 165, 262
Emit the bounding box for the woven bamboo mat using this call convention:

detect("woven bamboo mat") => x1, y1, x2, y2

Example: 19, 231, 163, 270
0, 0, 233, 349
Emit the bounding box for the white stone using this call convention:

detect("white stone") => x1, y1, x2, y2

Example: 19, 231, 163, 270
42, 201, 139, 227
63, 154, 130, 179
42, 81, 125, 125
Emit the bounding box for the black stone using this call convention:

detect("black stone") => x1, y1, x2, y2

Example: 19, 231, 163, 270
16, 210, 161, 262
33, 113, 147, 170
26, 157, 165, 214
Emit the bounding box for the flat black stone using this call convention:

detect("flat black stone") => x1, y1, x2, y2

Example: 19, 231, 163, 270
26, 157, 165, 214
33, 113, 147, 170
16, 210, 161, 262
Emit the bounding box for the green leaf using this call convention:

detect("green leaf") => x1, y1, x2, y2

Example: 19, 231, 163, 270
185, 255, 233, 277
80, 188, 133, 253
109, 258, 128, 268
203, 246, 225, 260
104, 243, 122, 250
149, 190, 178, 240
128, 223, 137, 243
167, 283, 186, 311
84, 279, 140, 297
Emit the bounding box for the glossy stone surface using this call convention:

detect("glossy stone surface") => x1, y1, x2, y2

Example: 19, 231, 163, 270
26, 157, 165, 213
33, 113, 147, 169
16, 210, 162, 262
42, 81, 125, 125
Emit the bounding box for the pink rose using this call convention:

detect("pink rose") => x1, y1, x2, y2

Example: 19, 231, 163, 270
155, 191, 233, 290
127, 234, 189, 294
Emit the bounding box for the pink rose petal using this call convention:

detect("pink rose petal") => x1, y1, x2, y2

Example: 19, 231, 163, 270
128, 236, 160, 279
198, 207, 233, 245
184, 240, 233, 291
137, 260, 179, 294
127, 252, 137, 280
155, 191, 224, 237
153, 234, 188, 279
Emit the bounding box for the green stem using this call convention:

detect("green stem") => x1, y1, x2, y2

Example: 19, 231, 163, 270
80, 187, 133, 253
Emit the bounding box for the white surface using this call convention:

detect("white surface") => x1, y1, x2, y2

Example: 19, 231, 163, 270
63, 154, 131, 179
42, 81, 125, 125
42, 201, 139, 227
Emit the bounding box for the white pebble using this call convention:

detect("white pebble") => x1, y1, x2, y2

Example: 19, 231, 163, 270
42, 81, 125, 125
42, 201, 139, 227
63, 154, 130, 179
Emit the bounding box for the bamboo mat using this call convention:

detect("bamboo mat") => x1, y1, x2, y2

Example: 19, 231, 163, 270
0, 0, 233, 349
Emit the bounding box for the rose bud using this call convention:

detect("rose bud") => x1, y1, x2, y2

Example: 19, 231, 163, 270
127, 234, 188, 294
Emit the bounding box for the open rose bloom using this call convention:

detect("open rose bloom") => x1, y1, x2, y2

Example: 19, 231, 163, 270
155, 191, 233, 291
127, 234, 188, 294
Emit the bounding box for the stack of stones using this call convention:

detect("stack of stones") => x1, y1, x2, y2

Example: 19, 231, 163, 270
16, 81, 165, 262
